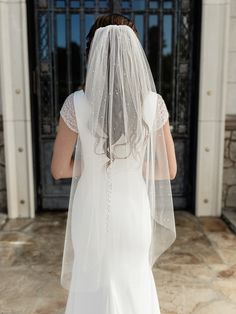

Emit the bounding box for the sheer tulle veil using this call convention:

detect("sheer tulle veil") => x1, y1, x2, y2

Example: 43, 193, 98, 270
60, 24, 176, 292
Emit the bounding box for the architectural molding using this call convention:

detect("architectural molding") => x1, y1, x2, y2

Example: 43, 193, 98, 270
0, 0, 35, 217
196, 0, 230, 216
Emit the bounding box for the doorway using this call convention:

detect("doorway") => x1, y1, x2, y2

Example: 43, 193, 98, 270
27, 0, 201, 211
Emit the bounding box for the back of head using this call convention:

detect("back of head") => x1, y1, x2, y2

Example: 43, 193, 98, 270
85, 16, 156, 168
86, 13, 138, 60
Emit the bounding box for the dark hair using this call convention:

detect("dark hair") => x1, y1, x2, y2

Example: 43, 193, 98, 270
85, 14, 148, 169
86, 14, 138, 61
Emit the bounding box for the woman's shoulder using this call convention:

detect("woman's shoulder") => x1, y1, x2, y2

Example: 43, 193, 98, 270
75, 87, 85, 94
142, 91, 169, 131
143, 91, 164, 102
63, 88, 85, 108
73, 88, 86, 103
60, 93, 78, 133
65, 89, 83, 100
156, 92, 165, 102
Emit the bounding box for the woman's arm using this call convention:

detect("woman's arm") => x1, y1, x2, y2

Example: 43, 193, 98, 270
142, 120, 177, 181
162, 120, 177, 180
51, 117, 78, 180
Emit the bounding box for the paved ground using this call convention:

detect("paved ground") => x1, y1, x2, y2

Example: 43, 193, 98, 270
0, 210, 236, 314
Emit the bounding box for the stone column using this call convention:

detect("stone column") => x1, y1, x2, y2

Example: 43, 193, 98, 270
0, 0, 35, 218
196, 0, 230, 216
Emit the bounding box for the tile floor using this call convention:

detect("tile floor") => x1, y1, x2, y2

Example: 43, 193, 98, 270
0, 210, 236, 314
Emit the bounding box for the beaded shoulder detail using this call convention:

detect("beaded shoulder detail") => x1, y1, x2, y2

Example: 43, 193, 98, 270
156, 93, 169, 129
60, 93, 78, 133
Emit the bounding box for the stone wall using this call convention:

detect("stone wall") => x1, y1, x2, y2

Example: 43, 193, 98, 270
0, 115, 7, 213
223, 115, 236, 209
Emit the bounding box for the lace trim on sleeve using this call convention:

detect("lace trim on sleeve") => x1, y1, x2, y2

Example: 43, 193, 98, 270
60, 93, 78, 133
154, 94, 169, 130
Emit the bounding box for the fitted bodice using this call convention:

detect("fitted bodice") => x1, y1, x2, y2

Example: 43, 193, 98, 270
60, 89, 169, 180
73, 90, 147, 176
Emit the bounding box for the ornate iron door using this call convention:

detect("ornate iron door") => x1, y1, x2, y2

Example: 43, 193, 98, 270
29, 0, 200, 211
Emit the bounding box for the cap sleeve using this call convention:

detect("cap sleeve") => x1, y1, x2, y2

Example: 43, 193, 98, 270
60, 93, 78, 133
154, 94, 169, 130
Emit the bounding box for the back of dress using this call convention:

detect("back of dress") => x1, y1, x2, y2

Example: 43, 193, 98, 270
60, 25, 176, 300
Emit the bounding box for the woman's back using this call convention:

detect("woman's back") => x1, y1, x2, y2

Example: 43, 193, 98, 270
61, 89, 162, 314
51, 19, 177, 314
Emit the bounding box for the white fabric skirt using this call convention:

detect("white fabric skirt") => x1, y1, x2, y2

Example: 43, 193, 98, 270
64, 171, 161, 314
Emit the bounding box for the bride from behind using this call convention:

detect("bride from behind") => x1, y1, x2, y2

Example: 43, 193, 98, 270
51, 13, 177, 314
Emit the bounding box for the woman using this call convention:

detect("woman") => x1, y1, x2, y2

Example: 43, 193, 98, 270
51, 14, 177, 314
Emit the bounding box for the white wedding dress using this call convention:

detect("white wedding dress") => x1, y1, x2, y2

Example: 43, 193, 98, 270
60, 89, 165, 314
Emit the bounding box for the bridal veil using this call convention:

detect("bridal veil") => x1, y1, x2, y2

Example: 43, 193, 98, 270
60, 24, 176, 292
